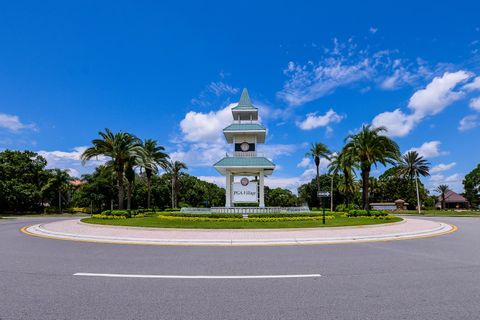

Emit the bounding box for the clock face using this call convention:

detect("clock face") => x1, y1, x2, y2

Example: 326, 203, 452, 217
240, 142, 250, 152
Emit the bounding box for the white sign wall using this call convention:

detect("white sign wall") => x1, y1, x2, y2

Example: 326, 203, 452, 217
232, 181, 258, 203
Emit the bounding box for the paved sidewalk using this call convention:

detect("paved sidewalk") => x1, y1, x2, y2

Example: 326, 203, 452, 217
23, 218, 456, 246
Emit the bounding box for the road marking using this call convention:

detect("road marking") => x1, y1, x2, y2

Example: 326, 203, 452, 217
74, 272, 321, 279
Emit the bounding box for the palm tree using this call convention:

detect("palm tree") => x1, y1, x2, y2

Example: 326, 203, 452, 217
436, 184, 450, 210
138, 139, 169, 209
124, 158, 136, 210
42, 169, 72, 213
344, 125, 400, 209
396, 151, 430, 213
328, 149, 357, 206
305, 143, 332, 209
165, 160, 187, 208
81, 129, 144, 210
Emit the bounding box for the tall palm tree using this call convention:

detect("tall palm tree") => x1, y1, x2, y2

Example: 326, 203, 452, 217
328, 149, 357, 206
124, 158, 136, 210
165, 160, 187, 208
306, 143, 332, 208
436, 184, 450, 210
81, 129, 144, 210
138, 139, 169, 209
42, 169, 72, 213
396, 150, 430, 213
344, 125, 400, 209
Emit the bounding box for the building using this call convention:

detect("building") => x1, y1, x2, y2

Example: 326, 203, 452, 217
213, 88, 275, 207
436, 190, 470, 209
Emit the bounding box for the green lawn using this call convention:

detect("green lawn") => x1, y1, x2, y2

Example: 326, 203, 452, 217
395, 210, 480, 217
82, 213, 402, 229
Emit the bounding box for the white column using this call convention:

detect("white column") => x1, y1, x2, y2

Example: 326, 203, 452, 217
226, 172, 232, 207
259, 170, 265, 208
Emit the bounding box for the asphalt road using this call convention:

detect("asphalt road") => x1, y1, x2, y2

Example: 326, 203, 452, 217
1, 216, 480, 320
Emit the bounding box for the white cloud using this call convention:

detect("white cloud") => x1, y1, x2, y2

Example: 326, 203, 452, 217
0, 113, 36, 132
369, 27, 378, 34
278, 57, 374, 106
372, 71, 472, 137
297, 109, 344, 130
379, 64, 416, 90
297, 157, 310, 168
179, 103, 235, 143
37, 146, 107, 177
463, 76, 480, 91
459, 114, 479, 131
469, 97, 480, 111
408, 71, 471, 117
409, 141, 447, 158
371, 108, 416, 137
429, 173, 464, 192
258, 144, 298, 159
208, 82, 239, 96
197, 176, 226, 187
431, 162, 457, 173
277, 39, 431, 107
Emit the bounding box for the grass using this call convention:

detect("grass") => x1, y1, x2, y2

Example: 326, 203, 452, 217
82, 212, 402, 229
395, 210, 480, 217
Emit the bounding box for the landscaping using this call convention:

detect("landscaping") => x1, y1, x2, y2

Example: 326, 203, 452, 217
82, 209, 402, 229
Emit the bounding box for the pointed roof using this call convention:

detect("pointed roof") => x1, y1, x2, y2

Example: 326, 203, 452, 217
232, 88, 257, 110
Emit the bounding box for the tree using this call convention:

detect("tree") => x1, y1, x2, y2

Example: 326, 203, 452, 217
377, 167, 428, 208
344, 125, 400, 209
328, 149, 357, 206
298, 175, 345, 209
265, 187, 298, 207
81, 129, 144, 210
71, 165, 116, 212
436, 185, 450, 210
165, 160, 187, 208
138, 139, 169, 209
41, 169, 72, 212
463, 164, 480, 208
395, 151, 430, 213
0, 150, 49, 212
305, 143, 331, 208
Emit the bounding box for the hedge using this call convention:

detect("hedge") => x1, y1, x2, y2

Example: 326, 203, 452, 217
346, 209, 388, 217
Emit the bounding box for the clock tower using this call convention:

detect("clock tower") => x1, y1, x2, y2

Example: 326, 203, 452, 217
213, 88, 275, 207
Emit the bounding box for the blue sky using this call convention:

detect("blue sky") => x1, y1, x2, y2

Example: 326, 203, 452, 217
1, 1, 480, 193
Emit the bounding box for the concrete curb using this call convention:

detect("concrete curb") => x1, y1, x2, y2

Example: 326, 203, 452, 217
22, 218, 457, 246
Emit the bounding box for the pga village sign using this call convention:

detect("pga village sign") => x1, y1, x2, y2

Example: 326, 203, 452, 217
232, 178, 258, 203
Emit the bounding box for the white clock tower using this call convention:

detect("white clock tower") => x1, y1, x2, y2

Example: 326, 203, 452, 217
213, 88, 275, 207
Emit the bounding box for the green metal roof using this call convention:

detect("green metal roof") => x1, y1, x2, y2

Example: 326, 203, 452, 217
213, 156, 275, 167
232, 88, 257, 110
223, 123, 265, 131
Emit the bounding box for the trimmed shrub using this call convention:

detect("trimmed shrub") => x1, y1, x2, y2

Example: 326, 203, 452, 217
164, 208, 181, 212
335, 204, 360, 212
346, 209, 388, 217
91, 214, 127, 219
101, 210, 132, 218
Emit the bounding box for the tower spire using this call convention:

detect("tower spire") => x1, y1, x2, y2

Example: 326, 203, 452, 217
237, 88, 253, 108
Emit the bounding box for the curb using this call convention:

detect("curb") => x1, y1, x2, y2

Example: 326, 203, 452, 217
21, 219, 457, 247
